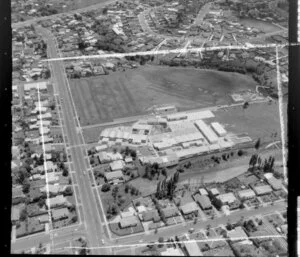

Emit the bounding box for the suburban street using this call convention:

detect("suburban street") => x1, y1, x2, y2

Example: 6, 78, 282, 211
110, 201, 286, 250
12, 224, 85, 252
35, 26, 109, 255
12, 0, 118, 28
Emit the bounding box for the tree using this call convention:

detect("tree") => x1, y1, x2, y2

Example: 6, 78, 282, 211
102, 7, 108, 15
112, 186, 119, 200
109, 203, 118, 215
243, 101, 249, 109
130, 187, 136, 195
64, 186, 73, 196
130, 150, 137, 159
69, 204, 76, 212
101, 183, 111, 192
71, 215, 78, 223
254, 138, 261, 150
22, 182, 30, 194
237, 150, 244, 156
212, 197, 223, 210
161, 168, 167, 177
158, 236, 164, 244
125, 184, 130, 193
20, 209, 28, 221
38, 198, 45, 208
62, 166, 69, 177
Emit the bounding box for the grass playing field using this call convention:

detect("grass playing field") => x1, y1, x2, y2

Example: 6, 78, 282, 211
70, 65, 257, 126
214, 100, 287, 145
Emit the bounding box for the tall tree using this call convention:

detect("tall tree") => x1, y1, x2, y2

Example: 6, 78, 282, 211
254, 138, 261, 150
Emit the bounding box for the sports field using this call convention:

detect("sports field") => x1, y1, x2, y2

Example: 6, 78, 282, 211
70, 66, 257, 126
214, 100, 287, 145
238, 18, 282, 33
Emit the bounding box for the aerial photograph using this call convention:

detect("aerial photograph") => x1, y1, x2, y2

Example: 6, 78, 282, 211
11, 0, 288, 255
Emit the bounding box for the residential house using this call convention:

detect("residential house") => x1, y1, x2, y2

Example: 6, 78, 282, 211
46, 195, 68, 209
217, 193, 237, 205
193, 194, 212, 210
105, 170, 124, 184
110, 160, 125, 171
141, 210, 160, 222
183, 240, 203, 256
237, 189, 256, 200
180, 202, 199, 216
51, 208, 69, 221
119, 216, 139, 228
253, 185, 273, 196
161, 206, 179, 218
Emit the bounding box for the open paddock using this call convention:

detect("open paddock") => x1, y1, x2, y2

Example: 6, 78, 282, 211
214, 101, 285, 146
71, 66, 257, 126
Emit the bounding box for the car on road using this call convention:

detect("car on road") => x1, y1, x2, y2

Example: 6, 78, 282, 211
101, 239, 105, 245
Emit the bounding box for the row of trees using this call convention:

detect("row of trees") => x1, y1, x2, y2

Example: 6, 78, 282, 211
143, 163, 167, 180
155, 170, 180, 200
249, 154, 275, 173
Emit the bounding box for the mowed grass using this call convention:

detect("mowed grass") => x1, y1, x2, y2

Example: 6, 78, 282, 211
238, 18, 282, 33
214, 101, 286, 145
71, 66, 257, 126
62, 0, 110, 11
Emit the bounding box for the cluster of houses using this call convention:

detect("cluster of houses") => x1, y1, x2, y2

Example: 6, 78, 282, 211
12, 26, 50, 84
107, 167, 286, 237
11, 81, 76, 239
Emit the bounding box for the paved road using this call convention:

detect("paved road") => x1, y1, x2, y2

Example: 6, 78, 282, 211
11, 224, 84, 252
194, 3, 212, 25
36, 27, 109, 255
12, 0, 117, 28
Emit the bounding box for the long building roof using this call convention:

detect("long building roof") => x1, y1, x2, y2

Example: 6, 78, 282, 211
194, 120, 219, 143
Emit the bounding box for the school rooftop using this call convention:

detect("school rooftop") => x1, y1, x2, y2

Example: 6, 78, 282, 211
98, 106, 252, 167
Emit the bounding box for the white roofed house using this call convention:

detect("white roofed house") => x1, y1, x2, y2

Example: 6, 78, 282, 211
183, 240, 203, 256
217, 193, 237, 205
105, 170, 124, 184
110, 160, 125, 171
119, 215, 139, 228
98, 151, 111, 164
24, 82, 48, 92
237, 189, 256, 200
46, 195, 68, 209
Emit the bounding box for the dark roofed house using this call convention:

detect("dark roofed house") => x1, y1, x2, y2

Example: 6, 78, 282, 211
28, 188, 44, 202
30, 179, 46, 188
193, 194, 212, 210
52, 208, 69, 221
161, 206, 179, 218
142, 210, 160, 222
27, 203, 47, 217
